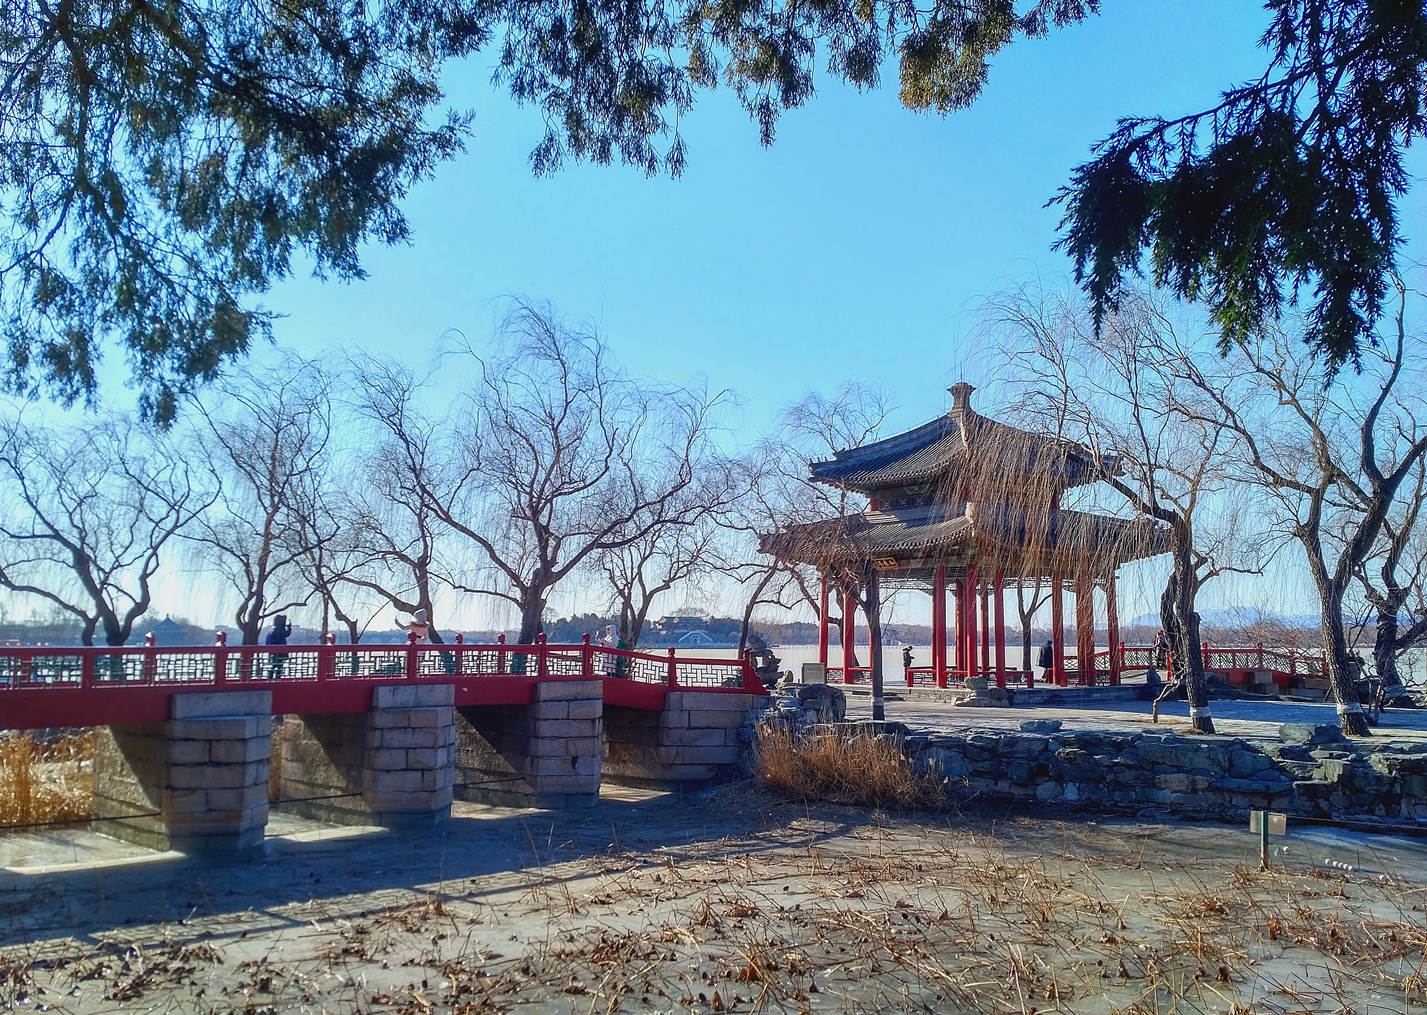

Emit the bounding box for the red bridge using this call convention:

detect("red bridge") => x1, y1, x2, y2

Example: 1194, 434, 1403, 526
0, 633, 761, 731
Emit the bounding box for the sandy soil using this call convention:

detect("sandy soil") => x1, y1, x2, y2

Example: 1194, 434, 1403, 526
4, 784, 1427, 1014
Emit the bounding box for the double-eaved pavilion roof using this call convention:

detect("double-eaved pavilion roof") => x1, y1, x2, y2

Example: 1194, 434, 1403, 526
761, 383, 1169, 583
808, 382, 1118, 498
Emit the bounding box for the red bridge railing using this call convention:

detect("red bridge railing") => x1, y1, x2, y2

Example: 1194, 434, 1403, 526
0, 632, 762, 731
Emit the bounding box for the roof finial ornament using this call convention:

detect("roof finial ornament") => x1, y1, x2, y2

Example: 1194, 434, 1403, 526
948, 381, 976, 415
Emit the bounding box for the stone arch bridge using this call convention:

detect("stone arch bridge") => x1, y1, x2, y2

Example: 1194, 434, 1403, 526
0, 635, 765, 851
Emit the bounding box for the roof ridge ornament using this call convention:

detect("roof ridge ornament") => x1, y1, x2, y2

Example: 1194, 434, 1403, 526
948, 381, 976, 416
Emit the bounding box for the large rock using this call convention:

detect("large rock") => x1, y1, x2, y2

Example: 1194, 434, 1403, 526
1020, 719, 1063, 735
1280, 722, 1347, 745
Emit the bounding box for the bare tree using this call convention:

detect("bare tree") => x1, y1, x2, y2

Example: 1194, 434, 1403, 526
1353, 459, 1427, 701
187, 358, 333, 644
0, 412, 211, 645
995, 284, 1254, 734
594, 475, 735, 647
369, 300, 717, 647
733, 383, 892, 713
1014, 576, 1051, 672
1174, 280, 1427, 736
288, 463, 382, 644
347, 360, 451, 643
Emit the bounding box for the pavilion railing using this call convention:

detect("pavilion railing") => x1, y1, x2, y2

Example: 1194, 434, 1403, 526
822, 641, 1327, 692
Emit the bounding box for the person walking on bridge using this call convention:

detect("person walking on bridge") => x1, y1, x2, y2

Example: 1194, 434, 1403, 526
265, 615, 291, 679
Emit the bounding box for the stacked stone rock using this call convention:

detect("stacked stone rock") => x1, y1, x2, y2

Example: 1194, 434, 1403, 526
744, 683, 848, 732
281, 683, 455, 827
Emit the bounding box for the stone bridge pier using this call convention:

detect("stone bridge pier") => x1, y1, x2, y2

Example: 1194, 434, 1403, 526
276, 684, 456, 828
94, 689, 273, 852
92, 682, 760, 852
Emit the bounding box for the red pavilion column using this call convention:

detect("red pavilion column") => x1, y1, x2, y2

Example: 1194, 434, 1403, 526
951, 579, 964, 674
993, 567, 1007, 687
933, 566, 948, 688
965, 564, 979, 678
1075, 573, 1095, 686
817, 573, 830, 668
1106, 571, 1122, 686
979, 581, 991, 675
841, 584, 856, 684
1050, 572, 1066, 686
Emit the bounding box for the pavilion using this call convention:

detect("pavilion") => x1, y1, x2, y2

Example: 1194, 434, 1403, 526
760, 383, 1169, 687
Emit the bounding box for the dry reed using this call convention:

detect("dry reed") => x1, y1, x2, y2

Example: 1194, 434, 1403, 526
756, 727, 948, 809
0, 730, 95, 827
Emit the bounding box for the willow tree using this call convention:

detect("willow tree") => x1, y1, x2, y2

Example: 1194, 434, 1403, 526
1174, 281, 1427, 736
994, 284, 1254, 734
368, 300, 721, 645
0, 413, 211, 645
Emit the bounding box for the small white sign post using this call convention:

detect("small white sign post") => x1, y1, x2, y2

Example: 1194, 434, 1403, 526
1250, 810, 1287, 868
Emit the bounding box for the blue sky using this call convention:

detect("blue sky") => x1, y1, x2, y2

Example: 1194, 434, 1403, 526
266, 0, 1279, 433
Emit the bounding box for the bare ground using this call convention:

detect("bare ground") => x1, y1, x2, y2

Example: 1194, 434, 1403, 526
3, 785, 1427, 1014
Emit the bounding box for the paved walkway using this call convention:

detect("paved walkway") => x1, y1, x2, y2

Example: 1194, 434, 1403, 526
850, 695, 1427, 742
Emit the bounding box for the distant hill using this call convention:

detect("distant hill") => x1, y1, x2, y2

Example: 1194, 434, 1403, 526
1128, 608, 1322, 630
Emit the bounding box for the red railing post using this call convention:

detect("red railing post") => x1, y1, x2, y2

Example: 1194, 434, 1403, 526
667, 647, 678, 689
1289, 648, 1296, 676
81, 647, 95, 690
742, 648, 757, 691
537, 633, 549, 679
454, 632, 465, 674
406, 630, 418, 679
582, 632, 593, 677
143, 631, 157, 683
1202, 641, 1211, 670
1256, 641, 1265, 669
323, 633, 336, 681
214, 630, 229, 686
497, 633, 507, 674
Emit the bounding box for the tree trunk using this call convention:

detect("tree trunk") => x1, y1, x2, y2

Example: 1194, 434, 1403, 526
1318, 579, 1372, 736
515, 590, 544, 645
862, 565, 885, 721
1161, 537, 1215, 734
1373, 606, 1413, 703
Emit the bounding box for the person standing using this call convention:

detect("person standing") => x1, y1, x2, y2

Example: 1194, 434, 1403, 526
1037, 639, 1054, 683
1147, 629, 1169, 686
266, 615, 292, 679
396, 608, 430, 643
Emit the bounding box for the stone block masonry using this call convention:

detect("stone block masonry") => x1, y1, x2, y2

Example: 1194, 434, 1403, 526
456, 680, 602, 808
94, 690, 273, 852
278, 683, 455, 828
781, 720, 1427, 826
604, 691, 763, 787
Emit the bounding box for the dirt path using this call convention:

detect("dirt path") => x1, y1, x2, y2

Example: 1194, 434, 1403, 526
4, 788, 1427, 1013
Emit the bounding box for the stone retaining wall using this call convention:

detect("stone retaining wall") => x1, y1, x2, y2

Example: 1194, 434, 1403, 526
801, 721, 1427, 824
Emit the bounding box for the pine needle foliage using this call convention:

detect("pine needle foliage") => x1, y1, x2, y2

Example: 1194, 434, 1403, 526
1055, 0, 1427, 371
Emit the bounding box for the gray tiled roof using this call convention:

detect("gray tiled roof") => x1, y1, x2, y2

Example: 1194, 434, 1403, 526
807, 411, 1112, 492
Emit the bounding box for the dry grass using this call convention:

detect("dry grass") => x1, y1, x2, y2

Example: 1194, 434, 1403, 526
756, 727, 948, 809
0, 730, 94, 827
